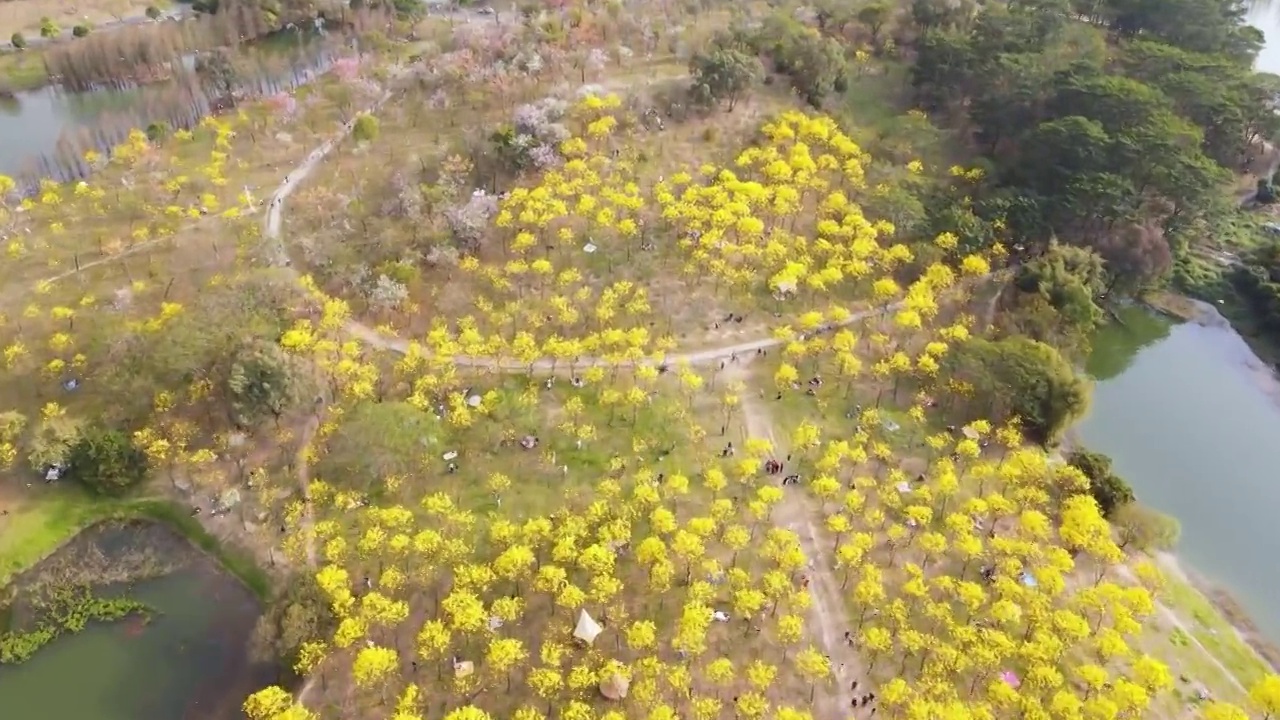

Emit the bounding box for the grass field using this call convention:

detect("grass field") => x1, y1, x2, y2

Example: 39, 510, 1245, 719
0, 483, 270, 598
0, 484, 111, 587
0, 48, 48, 91
1159, 567, 1274, 690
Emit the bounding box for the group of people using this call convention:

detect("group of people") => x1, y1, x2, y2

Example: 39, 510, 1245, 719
850, 681, 877, 711
842, 652, 879, 713
762, 453, 802, 485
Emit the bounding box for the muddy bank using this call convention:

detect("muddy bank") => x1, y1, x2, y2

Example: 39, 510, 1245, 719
1, 520, 184, 610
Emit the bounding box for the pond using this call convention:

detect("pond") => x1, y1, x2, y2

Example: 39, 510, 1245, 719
0, 521, 269, 720
1079, 302, 1280, 644
0, 30, 343, 179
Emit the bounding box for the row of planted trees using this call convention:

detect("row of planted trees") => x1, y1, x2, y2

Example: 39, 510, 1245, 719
223, 108, 1247, 720
0, 56, 384, 487
2, 19, 1272, 720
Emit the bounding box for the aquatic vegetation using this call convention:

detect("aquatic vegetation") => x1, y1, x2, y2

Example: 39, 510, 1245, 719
0, 585, 151, 664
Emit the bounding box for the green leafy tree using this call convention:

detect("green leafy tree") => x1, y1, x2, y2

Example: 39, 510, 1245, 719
856, 1, 893, 47
28, 415, 84, 471
783, 32, 847, 107
1067, 449, 1135, 517
1111, 502, 1181, 551
64, 423, 148, 496
227, 341, 303, 427
690, 47, 759, 112
945, 336, 1091, 443
1016, 241, 1105, 311
353, 114, 380, 143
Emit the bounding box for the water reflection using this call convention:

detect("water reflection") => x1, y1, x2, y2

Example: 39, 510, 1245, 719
1081, 315, 1280, 643
0, 32, 343, 179
1084, 305, 1173, 381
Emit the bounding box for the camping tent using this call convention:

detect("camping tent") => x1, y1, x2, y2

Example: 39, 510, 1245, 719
599, 673, 630, 700
573, 610, 602, 645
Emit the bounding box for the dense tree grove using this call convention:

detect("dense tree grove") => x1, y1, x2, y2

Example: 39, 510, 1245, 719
905, 0, 1278, 289
1231, 239, 1280, 337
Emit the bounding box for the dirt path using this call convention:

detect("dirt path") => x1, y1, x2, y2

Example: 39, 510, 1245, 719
728, 364, 871, 719
1112, 561, 1247, 696
295, 413, 320, 569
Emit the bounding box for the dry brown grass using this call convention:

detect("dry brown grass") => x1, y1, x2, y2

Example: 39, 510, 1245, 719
0, 0, 161, 39
282, 61, 844, 349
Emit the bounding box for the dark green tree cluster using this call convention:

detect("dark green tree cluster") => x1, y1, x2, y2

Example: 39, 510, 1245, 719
714, 16, 850, 108
908, 0, 1279, 290
1066, 449, 1135, 518
64, 422, 149, 497
689, 47, 760, 112
1006, 241, 1110, 356
943, 335, 1091, 444
1231, 238, 1280, 336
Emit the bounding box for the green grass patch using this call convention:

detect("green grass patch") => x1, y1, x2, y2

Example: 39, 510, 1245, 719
0, 50, 49, 92
1160, 571, 1272, 690
0, 488, 115, 588
0, 488, 270, 601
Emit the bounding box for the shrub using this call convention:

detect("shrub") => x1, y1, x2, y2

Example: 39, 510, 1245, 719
145, 5, 162, 19
64, 423, 148, 496
10, 33, 25, 49
352, 113, 380, 143
145, 121, 170, 142
72, 24, 91, 38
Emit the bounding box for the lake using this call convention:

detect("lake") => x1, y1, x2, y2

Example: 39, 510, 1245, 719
0, 30, 341, 179
0, 521, 268, 720
1079, 303, 1280, 644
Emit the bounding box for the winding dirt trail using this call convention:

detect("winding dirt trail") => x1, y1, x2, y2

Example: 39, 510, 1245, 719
730, 363, 870, 720
20, 27, 1251, 708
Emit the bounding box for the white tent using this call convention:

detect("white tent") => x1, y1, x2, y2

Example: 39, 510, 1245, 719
573, 610, 602, 645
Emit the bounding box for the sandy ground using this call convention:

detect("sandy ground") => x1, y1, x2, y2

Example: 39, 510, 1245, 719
730, 362, 874, 720
0, 0, 158, 40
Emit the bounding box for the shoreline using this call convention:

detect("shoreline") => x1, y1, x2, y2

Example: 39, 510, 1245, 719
1083, 296, 1280, 677
1156, 550, 1280, 675
0, 496, 271, 602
